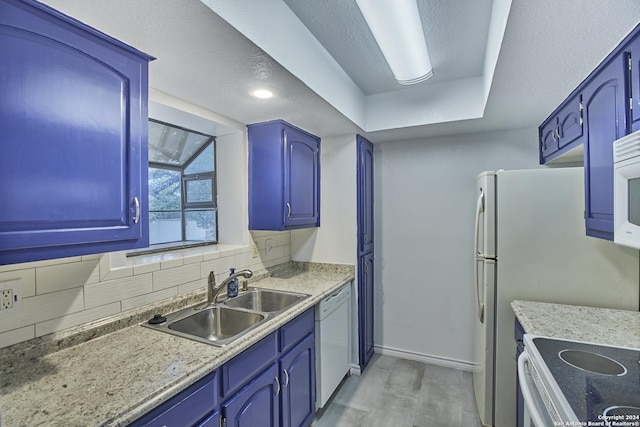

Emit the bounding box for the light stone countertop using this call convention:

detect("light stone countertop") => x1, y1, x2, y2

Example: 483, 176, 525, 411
511, 300, 640, 349
0, 263, 354, 427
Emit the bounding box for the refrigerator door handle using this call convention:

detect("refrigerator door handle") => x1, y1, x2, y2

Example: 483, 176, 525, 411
474, 189, 485, 323
474, 257, 485, 323
474, 189, 485, 257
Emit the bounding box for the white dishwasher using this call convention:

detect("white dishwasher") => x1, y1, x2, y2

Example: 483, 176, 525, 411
315, 283, 351, 408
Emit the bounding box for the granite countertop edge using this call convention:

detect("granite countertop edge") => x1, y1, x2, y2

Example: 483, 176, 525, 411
0, 262, 355, 427
511, 300, 640, 349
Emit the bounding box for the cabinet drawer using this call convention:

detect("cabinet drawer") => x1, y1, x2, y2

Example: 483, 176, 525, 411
130, 370, 218, 427
222, 332, 277, 398
279, 308, 314, 353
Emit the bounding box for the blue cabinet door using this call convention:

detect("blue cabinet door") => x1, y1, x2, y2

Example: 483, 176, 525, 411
358, 251, 374, 371
357, 135, 374, 254
557, 95, 584, 149
223, 364, 280, 427
538, 94, 583, 164
629, 32, 640, 133
357, 135, 374, 371
582, 54, 628, 240
280, 333, 316, 427
539, 116, 559, 163
0, 0, 152, 265
283, 126, 320, 229
248, 120, 320, 231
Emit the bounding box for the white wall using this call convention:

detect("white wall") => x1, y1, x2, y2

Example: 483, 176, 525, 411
375, 127, 541, 364
291, 134, 357, 265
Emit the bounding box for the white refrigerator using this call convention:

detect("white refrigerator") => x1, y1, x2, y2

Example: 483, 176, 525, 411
472, 168, 640, 427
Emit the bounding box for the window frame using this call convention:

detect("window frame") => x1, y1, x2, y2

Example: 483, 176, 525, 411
140, 119, 218, 254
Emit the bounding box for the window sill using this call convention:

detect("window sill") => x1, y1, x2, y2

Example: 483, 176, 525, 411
127, 241, 218, 257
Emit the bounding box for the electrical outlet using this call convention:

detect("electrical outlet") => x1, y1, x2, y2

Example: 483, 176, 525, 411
251, 243, 259, 258
0, 279, 22, 317
1, 289, 13, 310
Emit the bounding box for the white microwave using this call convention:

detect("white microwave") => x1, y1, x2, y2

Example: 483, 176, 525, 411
613, 130, 640, 249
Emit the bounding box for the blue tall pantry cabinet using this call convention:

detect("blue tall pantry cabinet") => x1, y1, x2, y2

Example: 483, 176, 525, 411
0, 0, 153, 265
357, 135, 374, 370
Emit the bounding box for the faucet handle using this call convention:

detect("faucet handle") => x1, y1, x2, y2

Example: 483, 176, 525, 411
208, 271, 216, 286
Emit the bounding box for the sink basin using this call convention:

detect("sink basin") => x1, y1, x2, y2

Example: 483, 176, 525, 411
143, 288, 309, 346
145, 306, 266, 346
223, 288, 309, 313
169, 306, 265, 344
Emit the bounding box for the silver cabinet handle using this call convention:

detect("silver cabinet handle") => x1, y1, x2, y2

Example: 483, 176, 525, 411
555, 124, 561, 141
283, 368, 289, 387
274, 376, 280, 396
133, 197, 140, 224
286, 202, 291, 218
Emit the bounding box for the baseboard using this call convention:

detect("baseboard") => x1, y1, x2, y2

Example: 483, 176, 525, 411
373, 345, 474, 371
349, 363, 361, 376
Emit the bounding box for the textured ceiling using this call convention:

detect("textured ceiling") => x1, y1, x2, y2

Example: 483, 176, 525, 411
39, 0, 640, 144
282, 0, 492, 96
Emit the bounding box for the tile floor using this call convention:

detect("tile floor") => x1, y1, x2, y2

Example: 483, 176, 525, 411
311, 354, 483, 427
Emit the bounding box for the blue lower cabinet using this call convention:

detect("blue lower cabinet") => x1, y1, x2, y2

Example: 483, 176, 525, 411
222, 364, 280, 427
280, 333, 316, 427
515, 319, 525, 427
198, 411, 221, 427
132, 311, 316, 427
129, 370, 219, 427
222, 332, 277, 397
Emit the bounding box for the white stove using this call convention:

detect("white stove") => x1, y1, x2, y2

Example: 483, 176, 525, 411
519, 335, 640, 426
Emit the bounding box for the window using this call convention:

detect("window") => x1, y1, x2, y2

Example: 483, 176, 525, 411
146, 119, 217, 249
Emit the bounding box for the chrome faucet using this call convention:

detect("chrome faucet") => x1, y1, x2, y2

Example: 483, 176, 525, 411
207, 269, 253, 304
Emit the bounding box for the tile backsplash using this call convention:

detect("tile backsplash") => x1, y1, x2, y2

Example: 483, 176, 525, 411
0, 231, 290, 349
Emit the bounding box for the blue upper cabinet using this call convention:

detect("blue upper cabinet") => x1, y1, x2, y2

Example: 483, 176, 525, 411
583, 54, 628, 240
0, 0, 153, 265
248, 120, 320, 231
629, 35, 640, 133
538, 23, 640, 241
538, 94, 584, 164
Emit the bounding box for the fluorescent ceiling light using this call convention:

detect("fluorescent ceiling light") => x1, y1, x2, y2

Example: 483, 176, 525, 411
356, 0, 433, 85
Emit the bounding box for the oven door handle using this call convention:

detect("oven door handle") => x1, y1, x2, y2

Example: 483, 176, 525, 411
518, 351, 548, 427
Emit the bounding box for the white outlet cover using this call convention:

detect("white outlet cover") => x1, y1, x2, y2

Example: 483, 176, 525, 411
0, 279, 23, 318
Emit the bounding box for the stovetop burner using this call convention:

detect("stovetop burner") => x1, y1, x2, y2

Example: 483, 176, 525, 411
558, 349, 627, 376
530, 337, 640, 423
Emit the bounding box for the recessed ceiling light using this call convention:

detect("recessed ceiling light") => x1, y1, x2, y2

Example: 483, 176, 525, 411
251, 89, 274, 99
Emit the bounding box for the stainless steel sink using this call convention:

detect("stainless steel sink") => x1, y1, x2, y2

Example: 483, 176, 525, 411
223, 288, 309, 313
143, 288, 309, 346
168, 306, 266, 345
